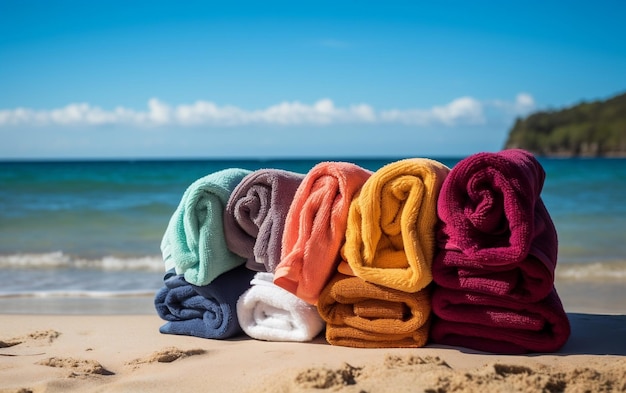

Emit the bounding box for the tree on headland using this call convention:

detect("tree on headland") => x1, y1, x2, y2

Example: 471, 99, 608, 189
503, 92, 626, 157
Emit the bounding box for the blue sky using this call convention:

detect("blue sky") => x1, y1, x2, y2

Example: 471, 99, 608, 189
1, 1, 625, 159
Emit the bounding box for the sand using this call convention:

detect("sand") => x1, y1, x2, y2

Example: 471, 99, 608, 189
1, 312, 625, 393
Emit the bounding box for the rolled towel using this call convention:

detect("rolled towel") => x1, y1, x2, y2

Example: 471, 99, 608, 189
237, 272, 325, 342
317, 273, 431, 348
430, 286, 571, 353
432, 250, 554, 302
341, 158, 450, 293
436, 149, 557, 269
274, 162, 372, 305
161, 168, 251, 286
224, 169, 305, 273
154, 265, 256, 339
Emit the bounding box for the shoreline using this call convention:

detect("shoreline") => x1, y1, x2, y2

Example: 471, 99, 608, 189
2, 276, 625, 316
1, 312, 625, 392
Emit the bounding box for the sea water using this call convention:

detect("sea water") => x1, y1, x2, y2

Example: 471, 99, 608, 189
1, 157, 624, 314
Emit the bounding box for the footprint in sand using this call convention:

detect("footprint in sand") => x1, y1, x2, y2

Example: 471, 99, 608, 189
36, 357, 114, 378
295, 363, 362, 389
383, 354, 451, 369
262, 354, 626, 393
0, 339, 21, 349
0, 330, 61, 348
293, 355, 449, 390
126, 347, 206, 369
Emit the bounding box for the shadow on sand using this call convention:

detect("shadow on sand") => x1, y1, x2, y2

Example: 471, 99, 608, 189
557, 312, 626, 356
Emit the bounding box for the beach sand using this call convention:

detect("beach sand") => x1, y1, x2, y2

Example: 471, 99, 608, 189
1, 309, 625, 393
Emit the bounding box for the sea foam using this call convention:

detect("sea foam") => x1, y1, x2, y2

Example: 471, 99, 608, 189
556, 260, 626, 281
0, 251, 163, 271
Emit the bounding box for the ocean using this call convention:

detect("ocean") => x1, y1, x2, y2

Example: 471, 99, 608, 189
1, 156, 625, 314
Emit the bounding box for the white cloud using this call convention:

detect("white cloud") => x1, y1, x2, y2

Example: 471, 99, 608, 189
515, 93, 535, 109
147, 98, 171, 125
489, 92, 536, 116
0, 94, 533, 128
380, 96, 485, 126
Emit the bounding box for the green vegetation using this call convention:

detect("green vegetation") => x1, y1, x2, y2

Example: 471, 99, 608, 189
504, 91, 626, 157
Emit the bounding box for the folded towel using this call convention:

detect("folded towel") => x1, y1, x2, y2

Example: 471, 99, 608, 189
430, 286, 571, 353
154, 265, 256, 339
341, 158, 450, 293
436, 149, 557, 270
432, 250, 554, 302
316, 273, 431, 348
274, 162, 372, 305
224, 169, 305, 273
161, 168, 252, 286
236, 272, 325, 342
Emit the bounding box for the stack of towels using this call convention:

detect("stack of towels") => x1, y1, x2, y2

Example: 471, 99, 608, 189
154, 149, 571, 353
430, 149, 570, 353
317, 158, 449, 348
155, 168, 255, 339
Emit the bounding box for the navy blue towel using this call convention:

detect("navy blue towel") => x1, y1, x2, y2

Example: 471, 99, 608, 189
155, 265, 256, 339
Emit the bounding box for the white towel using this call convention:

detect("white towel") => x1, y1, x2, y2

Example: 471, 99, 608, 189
237, 272, 325, 342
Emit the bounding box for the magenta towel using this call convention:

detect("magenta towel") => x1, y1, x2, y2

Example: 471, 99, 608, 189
430, 287, 571, 354
432, 251, 554, 302
224, 169, 305, 272
436, 149, 558, 270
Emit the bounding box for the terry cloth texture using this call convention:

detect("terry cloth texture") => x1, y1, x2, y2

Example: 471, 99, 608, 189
161, 168, 252, 286
316, 273, 431, 348
274, 161, 372, 305
224, 169, 305, 273
342, 158, 450, 293
435, 148, 558, 269
431, 287, 571, 354
430, 149, 569, 353
154, 265, 255, 339
236, 272, 325, 342
433, 252, 555, 302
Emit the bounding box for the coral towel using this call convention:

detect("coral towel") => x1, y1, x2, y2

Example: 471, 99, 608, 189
317, 273, 431, 348
237, 272, 325, 342
435, 149, 557, 269
342, 158, 450, 293
430, 286, 571, 354
154, 265, 255, 339
161, 168, 251, 286
224, 169, 305, 273
274, 162, 372, 305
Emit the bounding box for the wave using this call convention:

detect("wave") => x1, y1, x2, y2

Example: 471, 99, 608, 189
0, 251, 164, 272
0, 289, 156, 299
2, 252, 625, 282
556, 260, 626, 282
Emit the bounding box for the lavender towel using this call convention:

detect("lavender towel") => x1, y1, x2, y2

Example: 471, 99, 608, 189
224, 169, 305, 272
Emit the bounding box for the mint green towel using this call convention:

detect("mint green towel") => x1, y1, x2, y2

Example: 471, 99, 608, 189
161, 168, 252, 286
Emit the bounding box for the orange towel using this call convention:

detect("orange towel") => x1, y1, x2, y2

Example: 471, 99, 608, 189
317, 273, 431, 348
273, 162, 372, 305
341, 158, 450, 292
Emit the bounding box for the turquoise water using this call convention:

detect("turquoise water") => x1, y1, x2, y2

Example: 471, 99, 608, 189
0, 158, 415, 259
0, 156, 624, 308
539, 158, 626, 264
